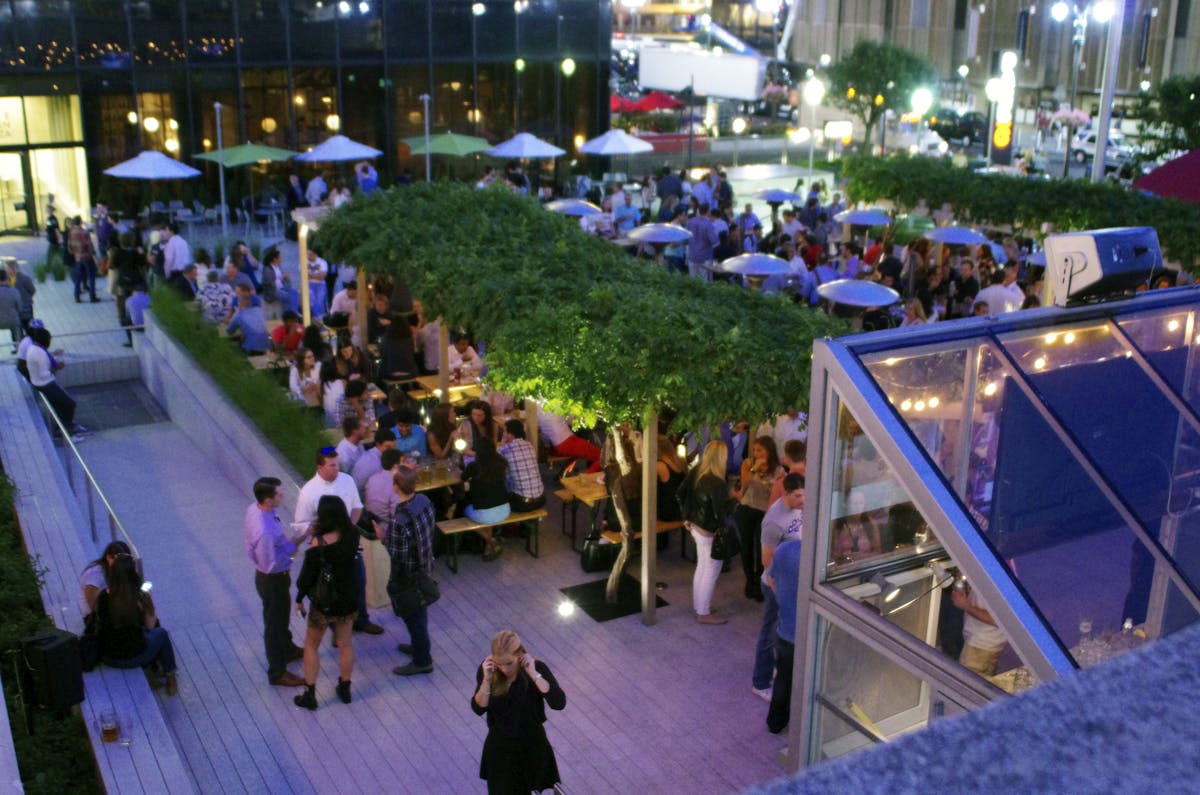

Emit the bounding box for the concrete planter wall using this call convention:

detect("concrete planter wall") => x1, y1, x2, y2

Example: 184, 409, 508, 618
137, 310, 305, 507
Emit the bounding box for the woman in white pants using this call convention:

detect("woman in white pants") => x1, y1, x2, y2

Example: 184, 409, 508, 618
677, 441, 736, 625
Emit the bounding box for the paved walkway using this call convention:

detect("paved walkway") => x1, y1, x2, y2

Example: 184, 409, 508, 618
1, 231, 791, 793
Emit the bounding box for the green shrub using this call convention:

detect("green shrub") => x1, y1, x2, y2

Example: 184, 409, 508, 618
47, 251, 69, 282
0, 475, 103, 794
149, 288, 327, 475
32, 261, 48, 284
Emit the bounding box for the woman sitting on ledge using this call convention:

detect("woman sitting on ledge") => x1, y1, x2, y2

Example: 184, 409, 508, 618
96, 554, 178, 695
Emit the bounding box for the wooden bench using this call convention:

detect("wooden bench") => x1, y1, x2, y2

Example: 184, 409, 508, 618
436, 508, 548, 572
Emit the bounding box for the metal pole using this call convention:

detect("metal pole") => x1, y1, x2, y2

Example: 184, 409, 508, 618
299, 222, 312, 326
807, 103, 816, 175
1061, 13, 1084, 180
87, 483, 97, 543
1091, 2, 1124, 183
420, 94, 432, 183
215, 102, 228, 238
471, 13, 480, 137
686, 75, 695, 172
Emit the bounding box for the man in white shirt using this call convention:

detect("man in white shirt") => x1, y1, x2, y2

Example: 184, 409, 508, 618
756, 409, 808, 455
752, 473, 805, 700
447, 335, 482, 380
295, 447, 383, 635
25, 326, 84, 436
418, 316, 441, 373
974, 264, 1025, 315
780, 208, 806, 241
305, 172, 328, 207
335, 417, 368, 474
352, 428, 396, 490
160, 222, 191, 279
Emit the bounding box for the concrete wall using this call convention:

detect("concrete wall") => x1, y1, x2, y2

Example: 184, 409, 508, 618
136, 311, 305, 509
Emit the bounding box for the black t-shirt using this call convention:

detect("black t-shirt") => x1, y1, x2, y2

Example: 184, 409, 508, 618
463, 459, 510, 510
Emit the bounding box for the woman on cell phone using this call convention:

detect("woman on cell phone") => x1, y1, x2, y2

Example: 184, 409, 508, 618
471, 629, 566, 795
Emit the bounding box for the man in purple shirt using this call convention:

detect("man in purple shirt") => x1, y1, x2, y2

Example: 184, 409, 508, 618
244, 477, 306, 687
685, 203, 719, 280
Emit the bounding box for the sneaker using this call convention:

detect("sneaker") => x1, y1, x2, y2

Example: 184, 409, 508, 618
392, 662, 433, 676
752, 686, 773, 703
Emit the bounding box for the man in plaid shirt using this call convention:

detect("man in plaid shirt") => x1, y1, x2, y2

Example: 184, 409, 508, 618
499, 419, 546, 512
380, 467, 436, 677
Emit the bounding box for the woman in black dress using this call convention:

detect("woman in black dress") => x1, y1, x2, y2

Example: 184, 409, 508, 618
293, 495, 360, 710
471, 630, 566, 795
96, 554, 178, 695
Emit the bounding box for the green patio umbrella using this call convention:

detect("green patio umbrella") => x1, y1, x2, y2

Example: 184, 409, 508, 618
194, 142, 299, 168
402, 132, 491, 157
878, 214, 936, 246
195, 142, 298, 237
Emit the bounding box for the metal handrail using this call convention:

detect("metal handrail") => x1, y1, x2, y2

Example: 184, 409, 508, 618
35, 391, 140, 560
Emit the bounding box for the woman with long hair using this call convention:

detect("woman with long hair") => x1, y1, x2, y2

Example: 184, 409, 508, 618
733, 435, 782, 601
457, 399, 502, 452
259, 246, 281, 318
289, 347, 322, 409
677, 440, 736, 624
301, 324, 331, 363
333, 332, 369, 381
656, 434, 687, 523
96, 554, 178, 694
293, 495, 359, 710
461, 437, 510, 561
79, 540, 132, 616
378, 311, 418, 380
320, 361, 346, 428
472, 630, 566, 795
427, 403, 457, 459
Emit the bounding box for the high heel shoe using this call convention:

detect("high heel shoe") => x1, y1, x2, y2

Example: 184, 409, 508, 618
294, 684, 317, 710
336, 678, 352, 704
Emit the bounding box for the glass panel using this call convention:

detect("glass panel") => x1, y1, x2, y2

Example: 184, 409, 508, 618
981, 334, 1200, 665
24, 95, 84, 144
863, 346, 970, 493
0, 153, 27, 233
810, 615, 928, 762
186, 1, 237, 64
824, 396, 940, 577
30, 148, 91, 226
0, 98, 26, 145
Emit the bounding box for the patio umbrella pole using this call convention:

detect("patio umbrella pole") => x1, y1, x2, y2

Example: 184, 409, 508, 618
420, 94, 432, 184
215, 102, 229, 239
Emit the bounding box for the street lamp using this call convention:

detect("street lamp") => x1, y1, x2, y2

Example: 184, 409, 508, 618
514, 0, 527, 130
471, 2, 486, 136
621, 0, 646, 34
910, 87, 933, 119
731, 116, 748, 165
1050, 1, 1117, 179
1090, 0, 1123, 183
802, 76, 825, 175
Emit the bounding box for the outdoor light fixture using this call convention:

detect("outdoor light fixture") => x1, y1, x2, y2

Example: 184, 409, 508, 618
819, 53, 831, 67
957, 64, 970, 79
676, 442, 688, 459
557, 600, 576, 617
167, 118, 178, 131
472, 2, 486, 15
126, 111, 138, 125
164, 138, 179, 152
261, 117, 277, 133
325, 114, 341, 131
1092, 0, 1115, 22
359, 1, 369, 12
143, 116, 160, 133
731, 117, 748, 135
910, 87, 933, 118
294, 94, 305, 106
338, 0, 351, 14
560, 58, 576, 77
515, 58, 526, 72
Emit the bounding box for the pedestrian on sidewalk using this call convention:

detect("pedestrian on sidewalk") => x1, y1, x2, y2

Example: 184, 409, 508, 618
5, 260, 35, 336
293, 496, 360, 710
378, 467, 436, 677
245, 476, 308, 688
26, 326, 85, 437
67, 215, 99, 303
0, 270, 22, 352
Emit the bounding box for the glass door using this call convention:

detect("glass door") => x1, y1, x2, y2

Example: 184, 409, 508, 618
0, 152, 31, 233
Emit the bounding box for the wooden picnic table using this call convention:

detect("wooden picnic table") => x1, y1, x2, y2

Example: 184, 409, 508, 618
412, 461, 462, 492
410, 374, 483, 402
557, 472, 610, 545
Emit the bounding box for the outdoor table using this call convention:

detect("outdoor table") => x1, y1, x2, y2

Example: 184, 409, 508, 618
410, 374, 482, 403
256, 199, 285, 237
558, 472, 610, 545
413, 460, 462, 493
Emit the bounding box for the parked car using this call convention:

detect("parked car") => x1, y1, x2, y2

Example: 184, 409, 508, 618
1070, 129, 1137, 165
930, 108, 988, 147
890, 127, 950, 158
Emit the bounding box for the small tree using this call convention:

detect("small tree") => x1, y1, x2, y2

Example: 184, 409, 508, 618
825, 40, 940, 150
1132, 75, 1200, 159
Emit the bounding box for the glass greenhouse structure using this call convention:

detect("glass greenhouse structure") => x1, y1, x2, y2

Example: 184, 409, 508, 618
791, 286, 1200, 768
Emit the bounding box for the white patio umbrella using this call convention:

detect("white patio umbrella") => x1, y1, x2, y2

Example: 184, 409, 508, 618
578, 129, 654, 156
818, 279, 901, 307
295, 134, 383, 162
545, 199, 603, 216
628, 222, 691, 265
834, 208, 893, 227
925, 225, 988, 245
486, 132, 565, 159
755, 188, 801, 205
103, 151, 201, 180
717, 253, 791, 276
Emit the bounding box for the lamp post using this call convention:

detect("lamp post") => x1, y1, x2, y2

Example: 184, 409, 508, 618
471, 3, 485, 137
214, 102, 228, 238
514, 0, 527, 130
802, 76, 825, 176
622, 0, 646, 34
419, 93, 431, 183
1051, 1, 1118, 180
731, 116, 747, 165
1090, 0, 1123, 183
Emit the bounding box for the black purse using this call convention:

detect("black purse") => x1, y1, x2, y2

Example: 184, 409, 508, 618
387, 505, 441, 618
580, 537, 621, 573
709, 515, 741, 562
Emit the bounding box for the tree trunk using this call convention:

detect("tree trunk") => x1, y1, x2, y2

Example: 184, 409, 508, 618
604, 426, 638, 604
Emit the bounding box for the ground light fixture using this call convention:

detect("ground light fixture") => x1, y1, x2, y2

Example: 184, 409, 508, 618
557, 600, 576, 617
561, 58, 576, 77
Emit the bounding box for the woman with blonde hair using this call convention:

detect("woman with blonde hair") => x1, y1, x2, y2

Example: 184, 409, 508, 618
472, 630, 566, 794
676, 440, 736, 624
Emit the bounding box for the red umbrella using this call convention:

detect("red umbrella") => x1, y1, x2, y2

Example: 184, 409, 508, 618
610, 94, 638, 113
1134, 149, 1200, 205
634, 90, 682, 112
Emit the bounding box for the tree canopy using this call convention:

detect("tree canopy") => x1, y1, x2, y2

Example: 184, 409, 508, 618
825, 40, 940, 150
841, 155, 1200, 269
1132, 75, 1200, 159
312, 183, 846, 430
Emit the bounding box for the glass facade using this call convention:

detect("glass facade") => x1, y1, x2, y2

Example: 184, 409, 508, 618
0, 0, 612, 228
795, 289, 1200, 768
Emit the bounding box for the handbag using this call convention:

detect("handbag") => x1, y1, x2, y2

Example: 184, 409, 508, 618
580, 537, 621, 573
387, 505, 440, 618
709, 515, 741, 562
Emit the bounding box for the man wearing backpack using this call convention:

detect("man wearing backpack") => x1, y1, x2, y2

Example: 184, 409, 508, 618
295, 447, 384, 635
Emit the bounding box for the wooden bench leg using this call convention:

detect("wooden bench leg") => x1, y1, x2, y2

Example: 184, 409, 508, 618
446, 532, 460, 573
523, 519, 540, 558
